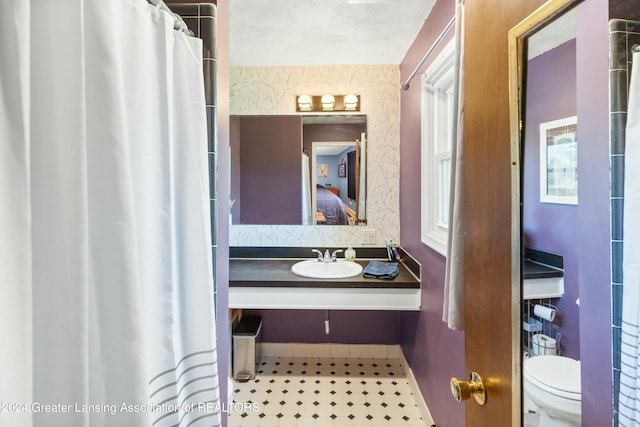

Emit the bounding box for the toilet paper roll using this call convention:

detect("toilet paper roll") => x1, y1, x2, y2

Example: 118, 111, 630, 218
533, 304, 556, 322
531, 334, 557, 356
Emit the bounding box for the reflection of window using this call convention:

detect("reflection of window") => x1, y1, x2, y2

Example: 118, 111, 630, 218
421, 40, 455, 256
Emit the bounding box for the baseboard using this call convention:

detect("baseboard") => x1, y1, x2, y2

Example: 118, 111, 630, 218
258, 342, 401, 359
398, 348, 436, 426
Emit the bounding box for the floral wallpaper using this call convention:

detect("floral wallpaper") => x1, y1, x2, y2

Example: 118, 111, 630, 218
229, 64, 400, 247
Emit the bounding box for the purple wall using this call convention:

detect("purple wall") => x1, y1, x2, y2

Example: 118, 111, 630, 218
245, 310, 402, 344
398, 1, 465, 426
238, 116, 302, 224
576, 0, 613, 424
302, 123, 366, 154
523, 39, 580, 359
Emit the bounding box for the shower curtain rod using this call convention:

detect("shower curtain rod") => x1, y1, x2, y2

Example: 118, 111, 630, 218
147, 0, 192, 35
400, 16, 456, 91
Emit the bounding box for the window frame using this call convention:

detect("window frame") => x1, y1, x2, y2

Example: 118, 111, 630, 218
420, 39, 456, 256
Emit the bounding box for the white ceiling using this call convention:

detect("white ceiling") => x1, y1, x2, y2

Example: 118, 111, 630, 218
527, 7, 576, 60
229, 0, 436, 66
316, 143, 355, 156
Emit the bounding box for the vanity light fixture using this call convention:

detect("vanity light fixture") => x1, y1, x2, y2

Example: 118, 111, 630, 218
295, 94, 360, 112
297, 94, 312, 111
321, 94, 335, 110
344, 94, 359, 110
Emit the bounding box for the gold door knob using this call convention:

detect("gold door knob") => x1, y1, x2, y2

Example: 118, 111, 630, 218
450, 372, 486, 405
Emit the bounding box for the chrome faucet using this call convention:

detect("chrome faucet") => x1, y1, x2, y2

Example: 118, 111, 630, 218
311, 249, 340, 263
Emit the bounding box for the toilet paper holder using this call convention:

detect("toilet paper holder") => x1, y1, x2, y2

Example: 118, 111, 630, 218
533, 303, 557, 322
530, 332, 562, 356
524, 301, 561, 357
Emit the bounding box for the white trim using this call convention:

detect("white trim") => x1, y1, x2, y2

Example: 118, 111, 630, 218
229, 287, 421, 310
257, 343, 401, 359
398, 348, 436, 426
523, 277, 564, 300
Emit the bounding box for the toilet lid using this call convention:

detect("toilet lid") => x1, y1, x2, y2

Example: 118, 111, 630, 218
524, 355, 581, 395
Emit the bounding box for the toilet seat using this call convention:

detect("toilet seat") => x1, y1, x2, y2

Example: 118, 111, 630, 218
524, 355, 581, 401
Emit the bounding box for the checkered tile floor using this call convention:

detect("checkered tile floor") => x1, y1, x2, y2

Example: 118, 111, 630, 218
228, 356, 425, 426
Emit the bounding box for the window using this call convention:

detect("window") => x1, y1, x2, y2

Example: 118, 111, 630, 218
421, 40, 456, 256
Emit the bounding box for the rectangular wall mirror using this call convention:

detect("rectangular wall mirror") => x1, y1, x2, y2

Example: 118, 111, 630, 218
230, 114, 367, 226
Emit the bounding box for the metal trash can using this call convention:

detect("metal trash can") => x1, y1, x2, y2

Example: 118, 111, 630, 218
232, 315, 262, 382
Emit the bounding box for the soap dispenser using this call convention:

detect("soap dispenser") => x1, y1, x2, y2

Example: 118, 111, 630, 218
345, 245, 356, 262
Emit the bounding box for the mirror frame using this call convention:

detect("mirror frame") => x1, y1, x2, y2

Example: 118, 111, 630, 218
507, 0, 581, 421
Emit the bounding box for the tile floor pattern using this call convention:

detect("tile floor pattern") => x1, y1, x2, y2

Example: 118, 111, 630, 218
229, 355, 426, 426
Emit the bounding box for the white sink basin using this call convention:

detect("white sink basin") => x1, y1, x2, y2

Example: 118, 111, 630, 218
291, 259, 363, 279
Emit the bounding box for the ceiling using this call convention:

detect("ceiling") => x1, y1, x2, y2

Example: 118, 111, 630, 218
316, 143, 355, 156
229, 0, 436, 66
527, 7, 576, 60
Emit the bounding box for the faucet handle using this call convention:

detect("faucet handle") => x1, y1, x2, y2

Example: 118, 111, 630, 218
311, 249, 323, 261
331, 249, 343, 262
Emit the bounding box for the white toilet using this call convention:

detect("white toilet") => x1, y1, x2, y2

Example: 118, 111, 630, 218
523, 355, 581, 427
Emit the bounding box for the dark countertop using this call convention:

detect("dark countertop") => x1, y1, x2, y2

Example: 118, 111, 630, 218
230, 258, 420, 289
523, 260, 564, 279
523, 248, 564, 279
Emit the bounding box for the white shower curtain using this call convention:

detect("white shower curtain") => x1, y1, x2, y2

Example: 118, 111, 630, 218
619, 50, 640, 426
443, 0, 465, 331
0, 1, 220, 426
